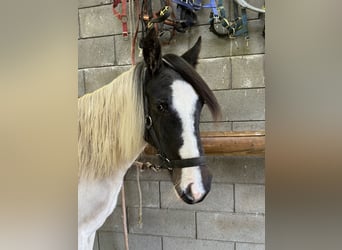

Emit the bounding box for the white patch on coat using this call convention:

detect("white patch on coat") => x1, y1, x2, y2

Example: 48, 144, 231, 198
171, 80, 205, 201
78, 168, 127, 250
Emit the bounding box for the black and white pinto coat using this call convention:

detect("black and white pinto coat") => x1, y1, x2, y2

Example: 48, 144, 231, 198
78, 29, 220, 250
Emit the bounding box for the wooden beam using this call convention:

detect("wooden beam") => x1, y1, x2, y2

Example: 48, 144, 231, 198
144, 131, 265, 157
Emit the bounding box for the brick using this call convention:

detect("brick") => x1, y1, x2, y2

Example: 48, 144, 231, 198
201, 89, 265, 122
98, 232, 162, 250
206, 156, 265, 184
83, 65, 130, 93
197, 212, 265, 243
160, 182, 234, 212
128, 208, 195, 237
188, 20, 264, 59
99, 206, 124, 232
78, 70, 85, 97
243, 19, 265, 52
163, 237, 234, 250
78, 0, 111, 9
232, 54, 265, 89
188, 25, 232, 59
200, 121, 232, 132
236, 242, 265, 250
79, 5, 121, 38
93, 232, 99, 250
194, 8, 211, 26
117, 181, 159, 208
78, 36, 114, 68
235, 184, 265, 213
160, 31, 190, 56
114, 35, 139, 65
197, 57, 231, 90
246, 0, 266, 20
232, 121, 265, 131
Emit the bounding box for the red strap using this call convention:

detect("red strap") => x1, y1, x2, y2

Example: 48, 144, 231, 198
113, 0, 128, 38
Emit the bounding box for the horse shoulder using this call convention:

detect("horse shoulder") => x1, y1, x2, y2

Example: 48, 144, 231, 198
78, 167, 127, 240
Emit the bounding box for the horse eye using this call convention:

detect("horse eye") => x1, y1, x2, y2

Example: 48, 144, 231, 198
157, 103, 168, 112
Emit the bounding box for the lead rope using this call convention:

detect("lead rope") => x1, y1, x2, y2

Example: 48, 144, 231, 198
121, 183, 129, 250
136, 164, 143, 228
120, 161, 149, 250
121, 2, 132, 247
119, 2, 138, 249
121, 163, 147, 250
133, 160, 160, 228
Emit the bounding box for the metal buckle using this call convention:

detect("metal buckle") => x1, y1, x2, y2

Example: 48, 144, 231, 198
164, 158, 173, 171
147, 21, 153, 29
160, 6, 169, 16
222, 18, 229, 28
157, 154, 172, 169
122, 31, 128, 40
164, 157, 171, 164
121, 15, 128, 23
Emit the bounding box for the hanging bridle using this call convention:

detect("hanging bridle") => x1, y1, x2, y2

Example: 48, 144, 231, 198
142, 58, 206, 169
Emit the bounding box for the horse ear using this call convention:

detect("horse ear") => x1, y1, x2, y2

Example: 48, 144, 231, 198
181, 36, 201, 67
142, 28, 162, 75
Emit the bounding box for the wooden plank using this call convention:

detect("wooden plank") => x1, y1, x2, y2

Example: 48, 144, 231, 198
143, 131, 265, 156
201, 136, 265, 156
201, 131, 265, 137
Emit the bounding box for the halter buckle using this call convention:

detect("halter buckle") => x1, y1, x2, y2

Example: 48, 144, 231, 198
157, 154, 172, 168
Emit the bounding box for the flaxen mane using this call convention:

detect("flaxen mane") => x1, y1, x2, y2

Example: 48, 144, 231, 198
78, 65, 146, 179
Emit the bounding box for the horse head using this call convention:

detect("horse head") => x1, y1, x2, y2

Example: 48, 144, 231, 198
141, 28, 221, 204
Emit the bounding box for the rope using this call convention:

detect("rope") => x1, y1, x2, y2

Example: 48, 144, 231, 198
120, 160, 160, 250
121, 183, 129, 250
136, 164, 143, 228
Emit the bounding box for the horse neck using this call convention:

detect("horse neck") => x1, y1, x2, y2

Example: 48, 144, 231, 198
78, 66, 146, 179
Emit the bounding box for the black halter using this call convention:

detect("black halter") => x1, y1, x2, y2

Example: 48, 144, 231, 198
142, 59, 206, 169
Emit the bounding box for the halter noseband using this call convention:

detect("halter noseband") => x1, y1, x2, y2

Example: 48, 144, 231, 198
142, 59, 206, 169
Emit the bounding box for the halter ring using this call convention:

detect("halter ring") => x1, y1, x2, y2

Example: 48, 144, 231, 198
145, 115, 153, 129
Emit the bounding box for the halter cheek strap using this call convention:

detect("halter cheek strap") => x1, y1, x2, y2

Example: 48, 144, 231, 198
142, 62, 206, 169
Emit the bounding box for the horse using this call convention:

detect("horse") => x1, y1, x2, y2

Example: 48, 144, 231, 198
78, 28, 221, 250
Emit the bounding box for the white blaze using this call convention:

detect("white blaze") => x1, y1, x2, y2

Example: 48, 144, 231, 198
171, 80, 205, 200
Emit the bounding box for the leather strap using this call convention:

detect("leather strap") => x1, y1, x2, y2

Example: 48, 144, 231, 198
113, 0, 128, 38
142, 64, 206, 170
158, 155, 206, 169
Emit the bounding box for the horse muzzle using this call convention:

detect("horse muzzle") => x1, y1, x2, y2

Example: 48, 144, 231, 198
173, 166, 212, 204
179, 183, 210, 204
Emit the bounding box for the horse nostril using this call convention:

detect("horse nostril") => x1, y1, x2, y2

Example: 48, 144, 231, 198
184, 184, 195, 202
182, 183, 205, 204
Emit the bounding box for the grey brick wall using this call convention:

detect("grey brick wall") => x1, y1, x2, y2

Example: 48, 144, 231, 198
78, 0, 265, 249
97, 156, 265, 249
